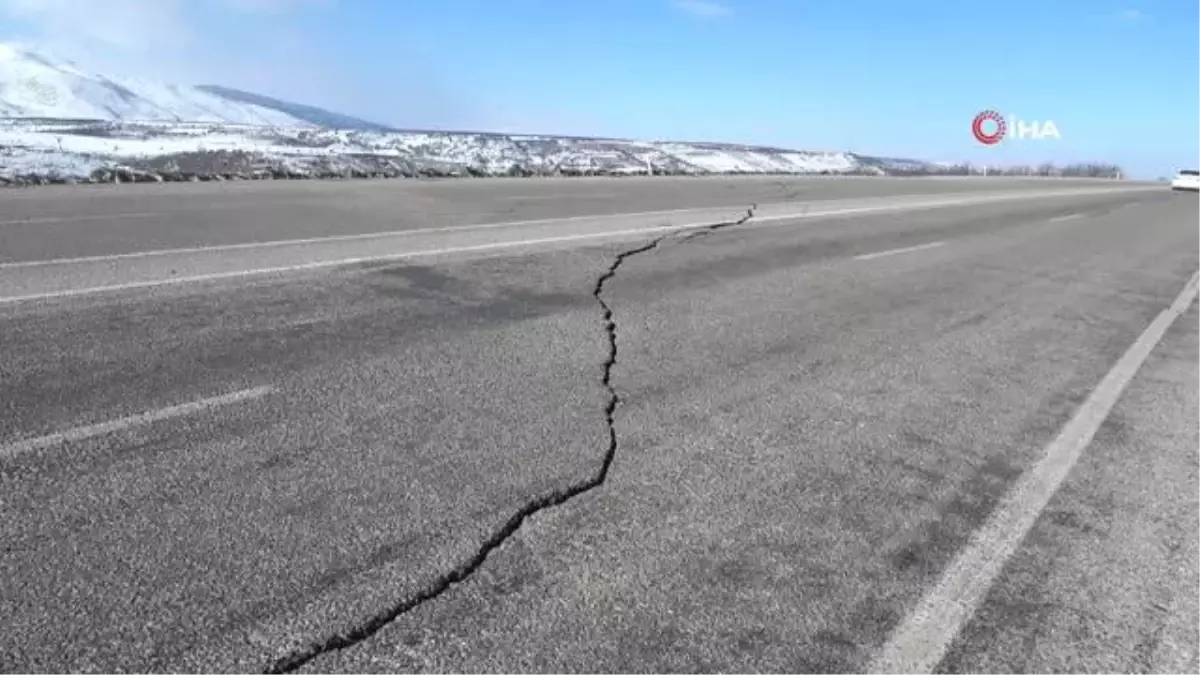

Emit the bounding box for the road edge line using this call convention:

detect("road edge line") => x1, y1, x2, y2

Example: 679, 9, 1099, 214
867, 270, 1200, 674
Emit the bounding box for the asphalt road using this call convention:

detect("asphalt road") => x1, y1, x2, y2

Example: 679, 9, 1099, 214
0, 177, 1195, 673
0, 175, 1132, 262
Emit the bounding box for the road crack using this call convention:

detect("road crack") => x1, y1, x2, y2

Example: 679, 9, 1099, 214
263, 204, 757, 674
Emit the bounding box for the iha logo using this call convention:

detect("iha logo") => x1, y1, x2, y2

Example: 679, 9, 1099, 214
972, 110, 1061, 144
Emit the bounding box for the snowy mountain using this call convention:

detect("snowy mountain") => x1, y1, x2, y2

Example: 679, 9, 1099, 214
195, 85, 395, 131
7, 42, 1108, 186
0, 43, 327, 126
0, 45, 887, 183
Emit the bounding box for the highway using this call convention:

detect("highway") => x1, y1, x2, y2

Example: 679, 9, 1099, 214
0, 176, 1196, 673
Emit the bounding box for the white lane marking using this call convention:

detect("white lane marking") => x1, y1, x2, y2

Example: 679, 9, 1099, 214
855, 241, 946, 261
0, 186, 1148, 269
867, 270, 1200, 675
0, 212, 167, 226
1049, 213, 1084, 222
0, 386, 275, 460
500, 193, 615, 200
0, 224, 705, 303
0, 204, 752, 269
0, 189, 1149, 304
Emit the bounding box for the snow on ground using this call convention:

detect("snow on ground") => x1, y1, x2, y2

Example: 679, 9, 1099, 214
654, 143, 859, 173
0, 41, 935, 183
0, 147, 108, 179
0, 119, 909, 182
0, 123, 281, 156
0, 120, 1121, 185
0, 43, 1124, 185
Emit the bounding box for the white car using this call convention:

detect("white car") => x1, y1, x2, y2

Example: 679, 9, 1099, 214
1170, 169, 1199, 191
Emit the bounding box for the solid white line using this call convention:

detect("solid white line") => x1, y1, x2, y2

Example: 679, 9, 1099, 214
0, 224, 711, 303
0, 204, 744, 269
499, 193, 615, 200
0, 210, 169, 225
0, 186, 1145, 269
1049, 213, 1084, 222
0, 198, 981, 304
855, 241, 946, 261
0, 188, 1146, 304
867, 270, 1200, 675
0, 385, 275, 460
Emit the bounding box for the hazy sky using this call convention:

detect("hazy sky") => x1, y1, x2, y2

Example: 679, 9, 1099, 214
1, 0, 1196, 177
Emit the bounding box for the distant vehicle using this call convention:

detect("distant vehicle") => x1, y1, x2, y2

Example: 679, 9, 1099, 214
1170, 169, 1200, 191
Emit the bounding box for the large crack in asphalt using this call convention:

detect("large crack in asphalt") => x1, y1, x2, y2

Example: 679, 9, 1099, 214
264, 204, 758, 674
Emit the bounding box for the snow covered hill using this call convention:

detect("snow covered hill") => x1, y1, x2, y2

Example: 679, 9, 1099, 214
5, 116, 1118, 187
0, 43, 1120, 186
194, 85, 394, 131
0, 43, 316, 126
0, 42, 924, 183
0, 119, 884, 183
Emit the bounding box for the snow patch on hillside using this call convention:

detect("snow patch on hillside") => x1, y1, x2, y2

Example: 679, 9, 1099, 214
0, 43, 311, 125
0, 119, 890, 183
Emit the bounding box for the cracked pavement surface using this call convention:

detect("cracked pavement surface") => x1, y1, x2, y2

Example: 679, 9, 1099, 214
262, 202, 760, 674
1, 177, 1196, 673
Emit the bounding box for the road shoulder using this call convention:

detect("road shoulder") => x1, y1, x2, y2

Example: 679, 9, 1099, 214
937, 299, 1199, 674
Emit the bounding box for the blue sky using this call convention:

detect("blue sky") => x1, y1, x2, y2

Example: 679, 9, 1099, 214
2, 0, 1196, 177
